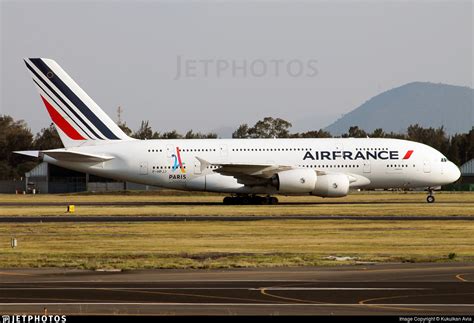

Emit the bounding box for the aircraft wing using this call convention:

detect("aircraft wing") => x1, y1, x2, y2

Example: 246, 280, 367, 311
195, 157, 370, 187
196, 157, 293, 186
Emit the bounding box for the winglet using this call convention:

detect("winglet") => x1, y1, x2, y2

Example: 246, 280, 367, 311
195, 156, 211, 172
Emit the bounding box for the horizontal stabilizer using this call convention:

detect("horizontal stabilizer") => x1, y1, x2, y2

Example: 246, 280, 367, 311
13, 150, 41, 158
42, 149, 114, 163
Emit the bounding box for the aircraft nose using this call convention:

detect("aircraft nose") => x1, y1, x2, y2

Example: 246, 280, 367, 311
447, 162, 461, 183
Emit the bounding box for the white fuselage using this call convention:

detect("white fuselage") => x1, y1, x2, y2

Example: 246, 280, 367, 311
43, 138, 461, 196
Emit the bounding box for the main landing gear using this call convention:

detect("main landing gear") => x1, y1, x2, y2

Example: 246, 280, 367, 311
426, 188, 435, 203
223, 195, 279, 205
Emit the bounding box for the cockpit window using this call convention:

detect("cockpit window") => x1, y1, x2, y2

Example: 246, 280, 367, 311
441, 158, 447, 162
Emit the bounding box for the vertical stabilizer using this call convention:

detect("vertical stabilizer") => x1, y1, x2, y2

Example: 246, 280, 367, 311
24, 58, 133, 148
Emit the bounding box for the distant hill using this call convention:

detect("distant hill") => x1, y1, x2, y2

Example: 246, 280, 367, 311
325, 82, 473, 136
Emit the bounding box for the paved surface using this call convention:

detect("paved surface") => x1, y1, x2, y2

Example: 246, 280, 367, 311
1, 215, 473, 222
3, 200, 464, 206
0, 263, 473, 315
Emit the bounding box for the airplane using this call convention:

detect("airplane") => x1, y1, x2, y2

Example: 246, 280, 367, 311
16, 58, 461, 204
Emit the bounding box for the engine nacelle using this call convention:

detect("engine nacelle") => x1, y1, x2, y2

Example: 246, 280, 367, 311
272, 169, 317, 194
312, 173, 350, 197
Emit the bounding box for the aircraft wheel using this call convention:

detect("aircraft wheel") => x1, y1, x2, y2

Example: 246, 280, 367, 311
224, 196, 278, 205
241, 196, 251, 205
426, 195, 435, 203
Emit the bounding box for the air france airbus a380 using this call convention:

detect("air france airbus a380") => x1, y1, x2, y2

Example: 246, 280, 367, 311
17, 58, 461, 204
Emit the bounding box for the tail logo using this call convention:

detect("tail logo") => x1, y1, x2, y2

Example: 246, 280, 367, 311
40, 95, 85, 140
171, 147, 186, 173
24, 58, 126, 141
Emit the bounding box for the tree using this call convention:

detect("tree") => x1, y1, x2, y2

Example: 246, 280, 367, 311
232, 124, 250, 138
233, 117, 293, 139
132, 120, 154, 139
0, 160, 14, 180
117, 121, 133, 137
385, 131, 407, 140
161, 130, 183, 139
33, 124, 63, 150
466, 129, 474, 163
291, 129, 332, 138
370, 128, 386, 138
185, 130, 218, 139
248, 117, 292, 138
343, 126, 367, 138
447, 134, 462, 166
0, 116, 33, 161
407, 124, 449, 156
0, 115, 34, 179
232, 117, 292, 139
449, 129, 474, 166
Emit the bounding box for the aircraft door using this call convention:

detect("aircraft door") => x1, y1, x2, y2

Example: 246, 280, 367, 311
220, 144, 228, 162
194, 158, 202, 175
423, 160, 431, 173
139, 161, 148, 175
363, 161, 371, 173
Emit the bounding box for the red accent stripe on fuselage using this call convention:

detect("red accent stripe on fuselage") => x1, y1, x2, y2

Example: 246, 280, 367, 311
40, 95, 85, 140
403, 150, 414, 160
176, 147, 185, 173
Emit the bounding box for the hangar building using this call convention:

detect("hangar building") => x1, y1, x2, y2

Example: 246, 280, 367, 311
25, 162, 155, 194
460, 159, 474, 186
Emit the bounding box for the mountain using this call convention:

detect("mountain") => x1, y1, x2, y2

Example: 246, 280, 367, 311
325, 82, 473, 136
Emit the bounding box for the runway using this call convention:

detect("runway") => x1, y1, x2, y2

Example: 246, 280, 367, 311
0, 215, 472, 222
1, 263, 473, 315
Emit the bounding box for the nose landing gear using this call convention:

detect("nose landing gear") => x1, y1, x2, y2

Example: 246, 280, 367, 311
426, 189, 435, 203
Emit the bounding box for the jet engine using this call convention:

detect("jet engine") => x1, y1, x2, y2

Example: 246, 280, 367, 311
312, 173, 350, 197
272, 169, 317, 193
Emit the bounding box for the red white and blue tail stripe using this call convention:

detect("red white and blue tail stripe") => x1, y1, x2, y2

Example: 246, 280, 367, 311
24, 58, 132, 147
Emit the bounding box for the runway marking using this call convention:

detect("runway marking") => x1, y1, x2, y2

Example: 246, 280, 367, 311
370, 274, 470, 283
0, 280, 320, 284
100, 287, 280, 305
260, 288, 324, 305
0, 302, 473, 307
0, 287, 277, 291
358, 294, 436, 312
0, 287, 431, 291
0, 271, 34, 277
258, 284, 429, 311
254, 287, 430, 291
358, 291, 474, 313
360, 291, 474, 304
456, 274, 468, 282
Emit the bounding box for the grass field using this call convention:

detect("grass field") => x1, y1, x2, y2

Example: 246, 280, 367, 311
0, 192, 472, 269
0, 191, 473, 217
1, 220, 473, 269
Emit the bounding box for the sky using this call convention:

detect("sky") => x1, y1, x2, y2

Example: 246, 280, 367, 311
1, 0, 472, 137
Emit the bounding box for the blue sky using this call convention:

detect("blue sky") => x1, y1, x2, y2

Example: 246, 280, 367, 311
1, 0, 472, 136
